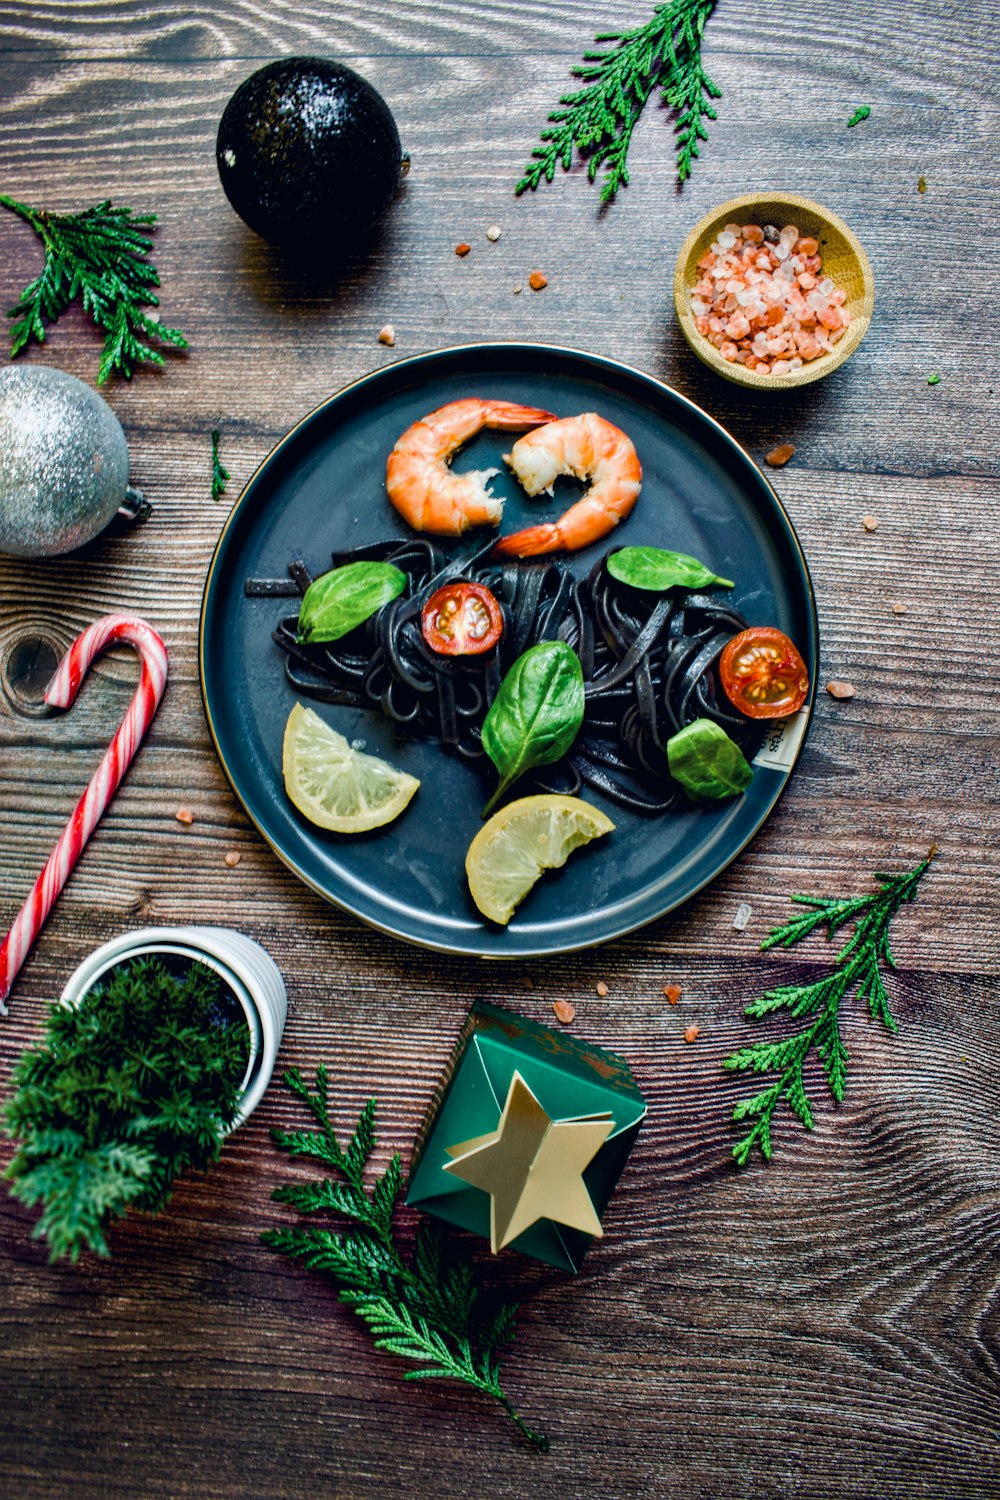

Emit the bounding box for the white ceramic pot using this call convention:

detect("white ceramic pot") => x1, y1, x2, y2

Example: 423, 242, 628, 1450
59, 926, 288, 1126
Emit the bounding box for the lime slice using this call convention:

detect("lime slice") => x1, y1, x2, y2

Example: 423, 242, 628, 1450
466, 794, 615, 925
282, 703, 419, 833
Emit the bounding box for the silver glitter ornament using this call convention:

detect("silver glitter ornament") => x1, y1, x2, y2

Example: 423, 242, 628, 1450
0, 366, 136, 557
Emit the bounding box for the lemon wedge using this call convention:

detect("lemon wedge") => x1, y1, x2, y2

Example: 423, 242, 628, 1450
466, 794, 615, 925
282, 703, 419, 833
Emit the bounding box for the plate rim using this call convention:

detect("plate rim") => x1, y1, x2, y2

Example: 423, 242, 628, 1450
199, 339, 819, 959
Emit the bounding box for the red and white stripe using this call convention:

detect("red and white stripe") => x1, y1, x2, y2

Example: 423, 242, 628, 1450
0, 614, 168, 1012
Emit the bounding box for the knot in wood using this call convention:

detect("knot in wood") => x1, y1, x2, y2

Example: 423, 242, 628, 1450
1, 632, 60, 716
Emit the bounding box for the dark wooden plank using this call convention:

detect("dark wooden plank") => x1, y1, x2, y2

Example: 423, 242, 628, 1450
0, 1, 998, 1496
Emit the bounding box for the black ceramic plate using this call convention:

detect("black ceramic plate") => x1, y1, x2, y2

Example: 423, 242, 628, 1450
200, 343, 817, 958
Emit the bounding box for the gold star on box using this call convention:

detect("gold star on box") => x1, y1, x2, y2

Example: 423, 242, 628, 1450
406, 1002, 646, 1271
444, 1072, 614, 1252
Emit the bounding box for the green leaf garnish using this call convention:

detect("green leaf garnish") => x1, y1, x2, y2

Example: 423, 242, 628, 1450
846, 105, 871, 127
211, 428, 229, 502
724, 848, 937, 1165
297, 561, 407, 643
666, 718, 752, 800
263, 1066, 548, 1450
481, 641, 585, 816
608, 546, 733, 593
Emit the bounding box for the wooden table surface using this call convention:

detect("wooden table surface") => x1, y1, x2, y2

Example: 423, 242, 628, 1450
1, 2, 998, 1496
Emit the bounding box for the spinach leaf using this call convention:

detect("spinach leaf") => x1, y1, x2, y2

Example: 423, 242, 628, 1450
608, 546, 734, 593
297, 561, 407, 643
667, 718, 753, 800
481, 642, 585, 816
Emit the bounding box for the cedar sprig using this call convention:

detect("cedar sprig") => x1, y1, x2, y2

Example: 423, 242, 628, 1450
516, 0, 721, 203
724, 849, 936, 1165
263, 1067, 548, 1451
0, 193, 187, 381
211, 428, 229, 501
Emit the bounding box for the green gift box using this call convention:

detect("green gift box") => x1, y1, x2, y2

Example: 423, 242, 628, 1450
406, 1001, 646, 1272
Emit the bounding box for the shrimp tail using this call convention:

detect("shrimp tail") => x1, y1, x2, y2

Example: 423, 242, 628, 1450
493, 523, 563, 559
482, 403, 557, 432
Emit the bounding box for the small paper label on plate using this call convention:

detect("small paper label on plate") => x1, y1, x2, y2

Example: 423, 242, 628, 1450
752, 709, 810, 772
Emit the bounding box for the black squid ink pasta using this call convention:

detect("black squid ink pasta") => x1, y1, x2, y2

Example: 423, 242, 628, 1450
246, 539, 765, 815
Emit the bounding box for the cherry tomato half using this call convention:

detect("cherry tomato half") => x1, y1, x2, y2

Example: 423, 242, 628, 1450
421, 581, 504, 656
719, 626, 810, 719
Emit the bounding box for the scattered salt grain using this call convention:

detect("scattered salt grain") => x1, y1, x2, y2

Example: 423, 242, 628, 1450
377, 324, 395, 346
595, 980, 609, 998
891, 601, 908, 615
224, 850, 241, 868
861, 514, 878, 532
552, 1000, 576, 1025
486, 224, 502, 242
175, 808, 194, 826
733, 902, 752, 931
826, 680, 857, 700
684, 1024, 700, 1044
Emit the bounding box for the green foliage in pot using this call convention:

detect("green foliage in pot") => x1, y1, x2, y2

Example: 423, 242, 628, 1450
3, 956, 249, 1263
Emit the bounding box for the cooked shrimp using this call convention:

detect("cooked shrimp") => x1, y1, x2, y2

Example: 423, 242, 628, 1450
494, 412, 642, 558
386, 398, 557, 536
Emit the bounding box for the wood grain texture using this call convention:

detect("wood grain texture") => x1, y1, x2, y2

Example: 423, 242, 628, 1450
1, 1, 999, 1496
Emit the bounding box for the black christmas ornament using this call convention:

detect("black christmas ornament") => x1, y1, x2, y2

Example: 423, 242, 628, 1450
216, 57, 406, 249
0, 366, 144, 558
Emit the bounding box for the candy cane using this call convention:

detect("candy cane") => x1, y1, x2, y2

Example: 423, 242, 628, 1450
0, 614, 168, 1012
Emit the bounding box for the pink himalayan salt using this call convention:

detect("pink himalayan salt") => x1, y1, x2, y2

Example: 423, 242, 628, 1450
691, 223, 851, 374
